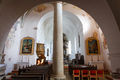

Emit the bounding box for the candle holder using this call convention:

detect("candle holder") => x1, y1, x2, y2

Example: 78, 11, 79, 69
97, 55, 100, 61
91, 55, 93, 61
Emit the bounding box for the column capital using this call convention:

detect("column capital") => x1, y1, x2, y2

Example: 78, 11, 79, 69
55, 1, 62, 4
51, 1, 62, 5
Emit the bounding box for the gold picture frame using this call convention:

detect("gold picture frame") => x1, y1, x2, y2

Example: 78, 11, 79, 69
36, 43, 45, 52
36, 43, 45, 55
20, 37, 34, 55
86, 37, 100, 55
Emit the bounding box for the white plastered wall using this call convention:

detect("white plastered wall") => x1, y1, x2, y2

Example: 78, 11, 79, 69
1, 1, 119, 73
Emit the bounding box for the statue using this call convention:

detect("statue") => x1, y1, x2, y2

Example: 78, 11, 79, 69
0, 54, 5, 64
63, 33, 69, 64
36, 54, 46, 65
0, 46, 5, 64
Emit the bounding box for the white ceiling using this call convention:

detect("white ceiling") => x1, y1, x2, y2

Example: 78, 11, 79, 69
37, 11, 83, 43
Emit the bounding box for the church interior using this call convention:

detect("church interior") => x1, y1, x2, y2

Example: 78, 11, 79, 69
0, 0, 120, 80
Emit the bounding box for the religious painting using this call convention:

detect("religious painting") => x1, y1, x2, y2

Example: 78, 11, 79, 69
86, 37, 100, 55
20, 37, 34, 55
36, 43, 45, 52
36, 43, 45, 57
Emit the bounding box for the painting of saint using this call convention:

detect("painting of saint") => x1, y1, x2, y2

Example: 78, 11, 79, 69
86, 37, 100, 55
20, 37, 34, 55
22, 39, 32, 53
88, 40, 98, 54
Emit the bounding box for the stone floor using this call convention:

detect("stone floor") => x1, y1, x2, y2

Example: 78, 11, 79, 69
64, 69, 72, 80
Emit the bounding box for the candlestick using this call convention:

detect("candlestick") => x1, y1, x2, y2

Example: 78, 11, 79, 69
98, 55, 99, 61
21, 56, 22, 62
91, 55, 93, 61
22, 56, 23, 62
28, 56, 29, 64
21, 55, 23, 62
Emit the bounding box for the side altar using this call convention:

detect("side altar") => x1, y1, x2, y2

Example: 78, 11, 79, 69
36, 43, 46, 65
88, 61, 104, 70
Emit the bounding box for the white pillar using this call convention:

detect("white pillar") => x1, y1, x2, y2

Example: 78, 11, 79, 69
53, 2, 65, 80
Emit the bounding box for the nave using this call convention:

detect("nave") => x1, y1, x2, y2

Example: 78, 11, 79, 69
0, 1, 120, 80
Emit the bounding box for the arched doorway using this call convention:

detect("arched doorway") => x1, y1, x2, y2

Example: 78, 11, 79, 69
0, 0, 118, 79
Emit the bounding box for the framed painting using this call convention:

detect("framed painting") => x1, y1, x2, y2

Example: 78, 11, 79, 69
86, 37, 100, 55
20, 37, 34, 55
36, 43, 45, 52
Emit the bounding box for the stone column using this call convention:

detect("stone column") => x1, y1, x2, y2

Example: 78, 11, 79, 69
53, 2, 65, 80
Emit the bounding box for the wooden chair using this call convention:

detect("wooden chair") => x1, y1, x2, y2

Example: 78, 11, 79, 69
81, 70, 89, 80
73, 70, 80, 80
97, 70, 104, 80
89, 70, 97, 80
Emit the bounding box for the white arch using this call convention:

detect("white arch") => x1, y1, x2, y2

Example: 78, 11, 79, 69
0, 1, 120, 72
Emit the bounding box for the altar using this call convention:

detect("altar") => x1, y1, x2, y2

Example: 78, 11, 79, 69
88, 61, 104, 70
16, 62, 29, 69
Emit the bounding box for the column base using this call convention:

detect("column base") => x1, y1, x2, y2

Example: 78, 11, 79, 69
50, 75, 66, 80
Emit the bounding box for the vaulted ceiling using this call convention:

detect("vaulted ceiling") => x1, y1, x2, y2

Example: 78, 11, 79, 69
106, 0, 120, 31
